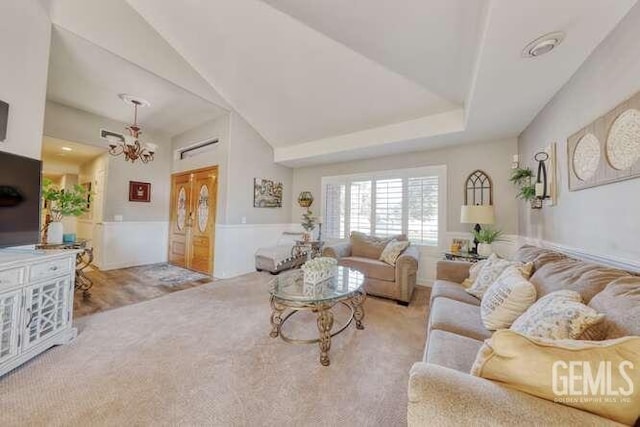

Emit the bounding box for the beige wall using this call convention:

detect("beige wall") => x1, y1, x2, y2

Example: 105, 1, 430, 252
292, 138, 519, 234
226, 112, 293, 225
171, 115, 230, 223
518, 3, 640, 262
0, 0, 50, 160
43, 101, 172, 222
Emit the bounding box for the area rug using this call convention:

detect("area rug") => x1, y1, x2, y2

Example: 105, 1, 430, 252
1, 273, 429, 426
131, 263, 209, 285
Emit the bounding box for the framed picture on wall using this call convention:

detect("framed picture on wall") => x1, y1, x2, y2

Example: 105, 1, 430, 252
253, 178, 283, 208
129, 181, 151, 202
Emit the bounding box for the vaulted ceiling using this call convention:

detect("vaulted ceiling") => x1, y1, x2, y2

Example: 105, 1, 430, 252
44, 0, 638, 166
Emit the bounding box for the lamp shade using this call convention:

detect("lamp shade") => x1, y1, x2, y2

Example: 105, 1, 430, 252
460, 205, 495, 225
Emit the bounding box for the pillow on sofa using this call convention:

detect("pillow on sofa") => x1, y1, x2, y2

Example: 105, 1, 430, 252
481, 266, 537, 330
379, 239, 410, 266
461, 259, 487, 288
466, 254, 533, 299
510, 290, 605, 340
588, 276, 640, 339
350, 231, 405, 259
471, 330, 640, 425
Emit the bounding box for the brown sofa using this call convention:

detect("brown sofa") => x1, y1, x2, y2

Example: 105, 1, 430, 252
323, 232, 419, 304
408, 245, 640, 426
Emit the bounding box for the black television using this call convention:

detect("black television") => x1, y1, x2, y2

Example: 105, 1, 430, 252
0, 151, 42, 248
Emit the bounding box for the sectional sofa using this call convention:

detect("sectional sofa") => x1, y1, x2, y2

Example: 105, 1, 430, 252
408, 245, 639, 426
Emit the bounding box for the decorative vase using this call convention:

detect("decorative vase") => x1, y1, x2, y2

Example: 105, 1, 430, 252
47, 221, 64, 244
477, 243, 493, 257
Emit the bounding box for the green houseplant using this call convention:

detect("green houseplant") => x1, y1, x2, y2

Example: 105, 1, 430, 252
472, 226, 504, 257
300, 209, 316, 242
42, 178, 91, 244
509, 167, 536, 202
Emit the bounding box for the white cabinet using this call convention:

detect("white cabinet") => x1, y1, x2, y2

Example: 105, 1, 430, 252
0, 250, 77, 377
23, 278, 71, 350
0, 289, 22, 364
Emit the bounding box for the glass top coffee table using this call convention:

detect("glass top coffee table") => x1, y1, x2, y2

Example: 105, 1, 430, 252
269, 266, 366, 366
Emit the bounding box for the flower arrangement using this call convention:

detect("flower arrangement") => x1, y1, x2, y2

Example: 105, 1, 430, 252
302, 257, 337, 285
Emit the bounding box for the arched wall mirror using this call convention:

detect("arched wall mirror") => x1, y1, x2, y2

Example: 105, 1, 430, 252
464, 170, 493, 205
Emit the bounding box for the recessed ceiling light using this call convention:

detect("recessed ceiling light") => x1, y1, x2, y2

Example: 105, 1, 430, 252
61, 147, 73, 151
522, 31, 565, 58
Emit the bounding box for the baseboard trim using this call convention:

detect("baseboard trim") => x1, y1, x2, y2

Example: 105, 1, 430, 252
520, 237, 640, 274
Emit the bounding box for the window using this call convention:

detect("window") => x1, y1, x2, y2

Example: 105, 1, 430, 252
322, 166, 446, 246
176, 139, 219, 160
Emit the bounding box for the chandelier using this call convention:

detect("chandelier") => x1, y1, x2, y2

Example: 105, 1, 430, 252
104, 94, 157, 164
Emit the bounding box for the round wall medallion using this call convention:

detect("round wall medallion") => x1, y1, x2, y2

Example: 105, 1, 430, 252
573, 133, 600, 181
606, 108, 640, 170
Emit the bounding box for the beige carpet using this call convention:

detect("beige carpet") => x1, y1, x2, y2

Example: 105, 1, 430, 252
1, 273, 429, 426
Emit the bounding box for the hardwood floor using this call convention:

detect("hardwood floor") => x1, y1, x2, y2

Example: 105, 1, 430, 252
74, 264, 214, 318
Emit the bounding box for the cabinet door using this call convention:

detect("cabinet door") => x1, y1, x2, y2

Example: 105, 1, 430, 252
0, 289, 22, 364
23, 277, 71, 350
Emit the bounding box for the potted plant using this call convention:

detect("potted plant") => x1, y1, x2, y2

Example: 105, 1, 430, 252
301, 209, 316, 242
42, 178, 91, 244
509, 167, 536, 204
472, 227, 504, 257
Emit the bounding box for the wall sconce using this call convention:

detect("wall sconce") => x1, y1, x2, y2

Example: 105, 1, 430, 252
532, 151, 549, 210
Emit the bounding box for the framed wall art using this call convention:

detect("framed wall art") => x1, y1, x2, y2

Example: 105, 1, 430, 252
0, 100, 8, 142
568, 90, 640, 191
129, 181, 151, 202
253, 178, 283, 208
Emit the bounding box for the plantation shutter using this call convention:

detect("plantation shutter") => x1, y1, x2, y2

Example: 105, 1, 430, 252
374, 178, 403, 237
349, 181, 372, 234
407, 176, 439, 245
324, 183, 345, 239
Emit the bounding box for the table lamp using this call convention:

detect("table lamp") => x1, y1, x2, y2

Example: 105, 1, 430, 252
460, 205, 495, 254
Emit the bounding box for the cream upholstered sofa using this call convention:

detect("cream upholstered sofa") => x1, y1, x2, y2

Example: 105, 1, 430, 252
408, 245, 640, 426
323, 232, 419, 304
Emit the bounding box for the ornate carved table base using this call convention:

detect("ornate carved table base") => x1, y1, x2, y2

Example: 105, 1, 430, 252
269, 290, 366, 366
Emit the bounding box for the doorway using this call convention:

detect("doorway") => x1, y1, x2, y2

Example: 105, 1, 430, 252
169, 166, 218, 275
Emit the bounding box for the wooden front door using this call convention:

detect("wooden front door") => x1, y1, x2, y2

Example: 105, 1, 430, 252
169, 166, 218, 275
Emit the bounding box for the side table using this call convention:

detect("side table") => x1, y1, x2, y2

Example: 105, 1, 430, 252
36, 240, 94, 298
291, 240, 324, 261
443, 251, 487, 263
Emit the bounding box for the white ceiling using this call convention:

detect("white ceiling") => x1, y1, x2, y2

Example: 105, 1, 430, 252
41, 135, 105, 165
46, 26, 228, 137
124, 0, 458, 147
260, 0, 486, 105
45, 0, 639, 166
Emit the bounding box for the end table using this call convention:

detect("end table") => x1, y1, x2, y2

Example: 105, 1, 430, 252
443, 251, 487, 263
291, 240, 324, 261
36, 240, 94, 298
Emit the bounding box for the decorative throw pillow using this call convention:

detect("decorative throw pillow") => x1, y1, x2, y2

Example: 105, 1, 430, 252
480, 266, 537, 330
379, 239, 410, 266
461, 259, 487, 288
350, 231, 405, 259
466, 254, 533, 299
511, 290, 605, 340
471, 330, 640, 425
